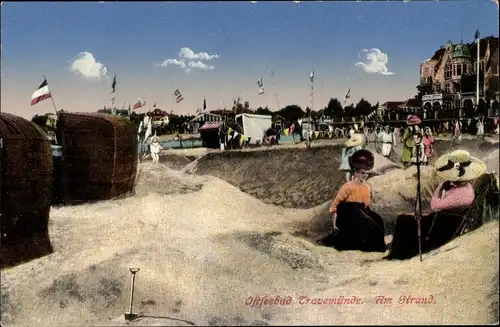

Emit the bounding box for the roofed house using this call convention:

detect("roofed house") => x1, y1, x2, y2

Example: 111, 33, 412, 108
187, 111, 224, 134
419, 36, 499, 112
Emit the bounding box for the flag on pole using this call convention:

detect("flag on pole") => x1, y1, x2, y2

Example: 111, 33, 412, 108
474, 29, 480, 40
203, 97, 207, 111
111, 74, 116, 93
344, 89, 351, 104
309, 70, 314, 83
174, 89, 184, 103
31, 78, 52, 106
153, 101, 157, 108
133, 98, 145, 110
257, 78, 264, 95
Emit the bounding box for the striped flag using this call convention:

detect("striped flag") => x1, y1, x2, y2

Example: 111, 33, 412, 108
133, 99, 145, 110
257, 78, 264, 95
343, 89, 351, 104
174, 89, 184, 103
31, 79, 52, 106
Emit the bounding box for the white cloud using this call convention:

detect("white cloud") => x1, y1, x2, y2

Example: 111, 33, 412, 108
187, 61, 214, 70
354, 48, 394, 76
179, 47, 219, 61
70, 52, 107, 79
159, 47, 219, 73
160, 58, 187, 70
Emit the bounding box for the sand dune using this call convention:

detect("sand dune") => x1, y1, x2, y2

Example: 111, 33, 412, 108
1, 139, 498, 326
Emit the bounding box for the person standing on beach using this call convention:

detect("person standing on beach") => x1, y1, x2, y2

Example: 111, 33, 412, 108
422, 127, 435, 164
150, 137, 163, 165
339, 133, 365, 182
401, 115, 421, 166
377, 125, 394, 157
451, 119, 462, 145
476, 117, 485, 140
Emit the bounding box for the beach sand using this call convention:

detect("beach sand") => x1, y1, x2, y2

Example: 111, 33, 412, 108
1, 138, 498, 326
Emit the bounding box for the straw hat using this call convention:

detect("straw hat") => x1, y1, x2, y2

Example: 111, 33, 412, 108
406, 115, 422, 125
349, 149, 374, 171
434, 149, 486, 182
344, 133, 365, 147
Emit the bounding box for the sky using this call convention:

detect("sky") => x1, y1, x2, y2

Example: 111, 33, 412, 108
1, 1, 499, 119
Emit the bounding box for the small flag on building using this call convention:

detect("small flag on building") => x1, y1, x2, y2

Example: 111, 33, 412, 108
111, 74, 116, 93
474, 29, 480, 40
309, 70, 314, 83
257, 78, 264, 95
153, 101, 157, 108
174, 89, 184, 103
31, 78, 52, 106
203, 97, 207, 111
133, 99, 145, 110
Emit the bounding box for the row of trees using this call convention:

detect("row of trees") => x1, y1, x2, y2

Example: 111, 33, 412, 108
203, 97, 380, 123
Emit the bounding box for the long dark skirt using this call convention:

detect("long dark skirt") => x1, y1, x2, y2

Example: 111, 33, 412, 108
319, 202, 387, 253
387, 208, 469, 260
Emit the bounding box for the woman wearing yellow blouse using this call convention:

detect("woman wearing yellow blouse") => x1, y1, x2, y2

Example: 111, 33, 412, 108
324, 149, 386, 252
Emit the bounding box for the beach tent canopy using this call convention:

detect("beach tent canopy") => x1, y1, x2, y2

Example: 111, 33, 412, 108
199, 121, 223, 131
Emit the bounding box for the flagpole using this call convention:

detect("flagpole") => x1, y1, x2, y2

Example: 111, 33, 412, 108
44, 75, 59, 115
476, 32, 480, 111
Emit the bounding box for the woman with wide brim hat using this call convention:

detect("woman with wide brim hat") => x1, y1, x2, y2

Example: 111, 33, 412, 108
387, 149, 487, 260
401, 115, 422, 166
321, 149, 386, 253
339, 133, 365, 182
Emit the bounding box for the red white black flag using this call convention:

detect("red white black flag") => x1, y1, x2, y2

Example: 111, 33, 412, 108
133, 99, 146, 110
174, 89, 184, 103
31, 79, 52, 106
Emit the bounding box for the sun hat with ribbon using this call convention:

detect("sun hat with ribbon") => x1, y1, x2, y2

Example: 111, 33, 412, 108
349, 149, 375, 171
406, 115, 422, 125
344, 133, 365, 148
434, 149, 486, 182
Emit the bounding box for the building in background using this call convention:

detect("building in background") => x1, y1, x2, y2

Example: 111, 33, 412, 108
418, 36, 499, 116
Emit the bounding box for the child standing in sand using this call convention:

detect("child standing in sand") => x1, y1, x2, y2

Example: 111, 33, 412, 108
150, 137, 163, 165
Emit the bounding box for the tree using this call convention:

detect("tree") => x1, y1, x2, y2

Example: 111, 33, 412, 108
343, 104, 355, 117
255, 106, 273, 116
278, 104, 305, 121
354, 98, 372, 116
324, 98, 343, 118
416, 83, 432, 100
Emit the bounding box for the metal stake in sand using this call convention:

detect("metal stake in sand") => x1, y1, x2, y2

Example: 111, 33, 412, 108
414, 138, 424, 262
124, 268, 140, 321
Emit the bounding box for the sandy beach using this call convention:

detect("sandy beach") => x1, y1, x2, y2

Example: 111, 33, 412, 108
1, 138, 498, 326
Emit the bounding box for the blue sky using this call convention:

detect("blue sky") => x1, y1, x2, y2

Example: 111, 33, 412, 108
1, 1, 498, 118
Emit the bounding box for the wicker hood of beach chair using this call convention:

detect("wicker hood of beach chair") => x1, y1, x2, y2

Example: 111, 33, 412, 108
0, 113, 54, 268
57, 112, 138, 204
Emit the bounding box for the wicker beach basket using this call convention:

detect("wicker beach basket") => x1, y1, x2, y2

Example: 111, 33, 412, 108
0, 113, 53, 268
57, 112, 138, 204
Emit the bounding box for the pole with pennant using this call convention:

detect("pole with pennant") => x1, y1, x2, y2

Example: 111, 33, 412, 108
475, 29, 480, 111
308, 68, 314, 148
43, 76, 59, 116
